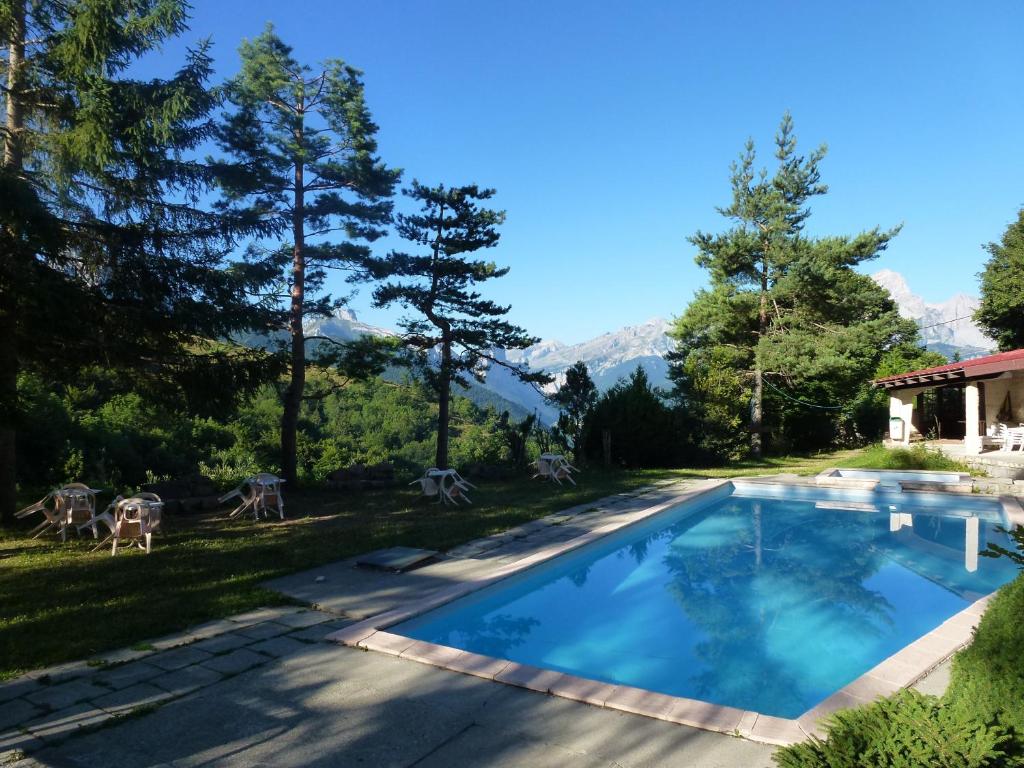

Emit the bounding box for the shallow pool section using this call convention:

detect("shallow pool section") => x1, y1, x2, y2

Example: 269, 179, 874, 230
394, 483, 1017, 719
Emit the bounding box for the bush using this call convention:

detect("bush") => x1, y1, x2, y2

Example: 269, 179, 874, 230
946, 573, 1024, 734
775, 689, 1015, 768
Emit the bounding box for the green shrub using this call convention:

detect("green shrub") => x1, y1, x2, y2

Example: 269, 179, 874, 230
946, 573, 1024, 734
774, 689, 1016, 768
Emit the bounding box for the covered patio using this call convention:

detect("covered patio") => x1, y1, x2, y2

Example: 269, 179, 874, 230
873, 348, 1024, 477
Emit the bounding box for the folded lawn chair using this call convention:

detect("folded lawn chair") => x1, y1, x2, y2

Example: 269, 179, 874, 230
411, 468, 475, 505
16, 492, 63, 539
219, 474, 285, 520
17, 483, 101, 540
54, 483, 100, 542
532, 454, 578, 486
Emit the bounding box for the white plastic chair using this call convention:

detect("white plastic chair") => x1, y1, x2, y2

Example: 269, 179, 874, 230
220, 474, 285, 520
16, 492, 63, 539
111, 495, 163, 555
54, 484, 99, 542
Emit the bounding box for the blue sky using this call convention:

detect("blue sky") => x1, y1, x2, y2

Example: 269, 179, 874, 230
146, 1, 1023, 344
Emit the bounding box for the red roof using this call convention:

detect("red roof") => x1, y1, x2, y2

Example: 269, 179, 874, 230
874, 347, 1024, 387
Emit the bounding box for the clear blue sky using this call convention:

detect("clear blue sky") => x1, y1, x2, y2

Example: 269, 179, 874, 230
146, 1, 1024, 344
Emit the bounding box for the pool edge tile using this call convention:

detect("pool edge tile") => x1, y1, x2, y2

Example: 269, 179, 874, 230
547, 674, 616, 706
493, 662, 563, 694
442, 650, 511, 680
359, 631, 416, 657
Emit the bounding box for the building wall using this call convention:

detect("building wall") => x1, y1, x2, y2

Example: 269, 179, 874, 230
983, 372, 1024, 428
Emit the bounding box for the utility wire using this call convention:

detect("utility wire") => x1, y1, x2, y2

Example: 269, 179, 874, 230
914, 314, 975, 331
762, 377, 846, 410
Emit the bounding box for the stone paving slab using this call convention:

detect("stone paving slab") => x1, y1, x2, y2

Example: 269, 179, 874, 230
235, 621, 291, 641
190, 631, 253, 655
0, 678, 43, 706
147, 646, 214, 672
93, 661, 163, 691
200, 649, 266, 676
92, 683, 174, 715
23, 702, 111, 741
287, 617, 355, 643
26, 679, 109, 711
248, 636, 309, 659
149, 665, 224, 698
0, 698, 44, 732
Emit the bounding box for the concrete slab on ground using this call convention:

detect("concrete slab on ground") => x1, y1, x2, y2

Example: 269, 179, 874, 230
25, 643, 774, 767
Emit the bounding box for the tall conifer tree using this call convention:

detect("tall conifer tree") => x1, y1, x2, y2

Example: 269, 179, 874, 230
366, 182, 550, 469
213, 26, 399, 484
976, 209, 1024, 351
0, 0, 273, 520
671, 114, 915, 457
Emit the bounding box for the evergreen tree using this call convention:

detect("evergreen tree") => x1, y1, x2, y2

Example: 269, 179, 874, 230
212, 25, 400, 485
0, 0, 273, 520
670, 114, 917, 458
366, 182, 550, 469
551, 361, 597, 465
976, 208, 1024, 351
583, 366, 680, 468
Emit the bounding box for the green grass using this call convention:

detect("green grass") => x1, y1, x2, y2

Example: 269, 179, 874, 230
835, 443, 977, 474
0, 446, 903, 680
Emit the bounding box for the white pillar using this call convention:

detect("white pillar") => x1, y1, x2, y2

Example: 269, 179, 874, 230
965, 382, 982, 454
965, 516, 979, 573
890, 392, 915, 446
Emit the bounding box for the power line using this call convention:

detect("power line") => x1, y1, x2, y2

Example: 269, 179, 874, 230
914, 314, 975, 331
762, 377, 846, 410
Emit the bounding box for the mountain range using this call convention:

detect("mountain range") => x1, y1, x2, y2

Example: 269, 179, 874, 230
291, 270, 994, 423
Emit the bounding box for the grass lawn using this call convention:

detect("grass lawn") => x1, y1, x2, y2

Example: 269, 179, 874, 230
0, 445, 944, 680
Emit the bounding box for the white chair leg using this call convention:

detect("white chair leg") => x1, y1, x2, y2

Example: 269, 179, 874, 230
145, 533, 151, 554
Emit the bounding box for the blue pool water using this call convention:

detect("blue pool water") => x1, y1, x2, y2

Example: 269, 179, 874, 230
395, 483, 1019, 718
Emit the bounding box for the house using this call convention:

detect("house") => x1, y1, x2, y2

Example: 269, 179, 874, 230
872, 348, 1024, 477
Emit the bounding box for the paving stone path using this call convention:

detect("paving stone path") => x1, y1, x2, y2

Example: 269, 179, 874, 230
0, 606, 354, 762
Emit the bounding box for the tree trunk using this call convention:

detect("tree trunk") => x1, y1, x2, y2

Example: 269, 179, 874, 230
750, 367, 763, 459
281, 121, 305, 486
435, 333, 452, 469
0, 1, 26, 523
751, 255, 769, 459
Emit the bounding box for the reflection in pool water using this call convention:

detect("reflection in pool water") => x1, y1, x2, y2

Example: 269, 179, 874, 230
395, 485, 1018, 718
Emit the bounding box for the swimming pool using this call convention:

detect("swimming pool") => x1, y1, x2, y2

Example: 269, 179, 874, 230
393, 482, 1018, 719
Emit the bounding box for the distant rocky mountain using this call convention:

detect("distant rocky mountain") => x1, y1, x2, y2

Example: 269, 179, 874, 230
263, 309, 674, 424
243, 272, 987, 428
871, 269, 993, 360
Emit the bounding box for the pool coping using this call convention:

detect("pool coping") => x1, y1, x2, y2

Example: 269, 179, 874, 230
326, 480, 1024, 747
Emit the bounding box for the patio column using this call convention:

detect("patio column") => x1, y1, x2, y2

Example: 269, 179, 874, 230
964, 382, 982, 454
890, 392, 915, 446
965, 516, 979, 573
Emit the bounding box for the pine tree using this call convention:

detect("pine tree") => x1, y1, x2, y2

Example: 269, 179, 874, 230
366, 181, 550, 469
976, 209, 1024, 351
551, 361, 597, 465
213, 25, 399, 484
0, 0, 273, 520
671, 114, 915, 458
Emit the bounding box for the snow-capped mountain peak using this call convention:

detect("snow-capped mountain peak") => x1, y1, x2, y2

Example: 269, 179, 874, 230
870, 269, 992, 358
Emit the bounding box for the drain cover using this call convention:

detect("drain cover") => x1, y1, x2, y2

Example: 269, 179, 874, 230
356, 546, 439, 572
